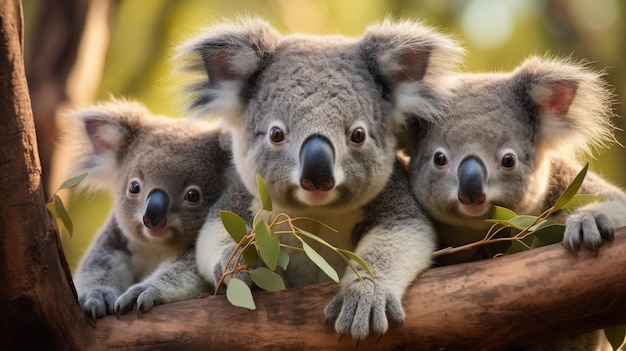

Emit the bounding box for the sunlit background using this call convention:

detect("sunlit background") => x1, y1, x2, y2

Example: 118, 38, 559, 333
22, 0, 625, 271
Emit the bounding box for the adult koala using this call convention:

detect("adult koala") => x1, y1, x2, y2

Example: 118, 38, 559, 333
179, 18, 462, 342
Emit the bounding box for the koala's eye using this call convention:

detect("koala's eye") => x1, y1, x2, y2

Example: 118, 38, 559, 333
433, 151, 448, 168
269, 127, 285, 143
128, 181, 141, 194
350, 127, 366, 144
501, 153, 516, 169
184, 188, 201, 203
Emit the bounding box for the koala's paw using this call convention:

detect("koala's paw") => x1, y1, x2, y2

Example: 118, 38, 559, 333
114, 283, 160, 316
213, 244, 253, 294
564, 211, 615, 252
78, 287, 118, 320
324, 278, 404, 345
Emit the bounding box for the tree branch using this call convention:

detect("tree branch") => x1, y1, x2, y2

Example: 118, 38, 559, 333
81, 227, 626, 350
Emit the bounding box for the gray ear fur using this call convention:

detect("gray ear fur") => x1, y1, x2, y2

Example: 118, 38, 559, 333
176, 17, 281, 122
514, 56, 617, 156
360, 19, 464, 126
65, 100, 146, 192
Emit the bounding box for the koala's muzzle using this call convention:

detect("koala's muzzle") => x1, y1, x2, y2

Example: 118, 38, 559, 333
458, 157, 486, 206
143, 190, 169, 229
299, 135, 335, 192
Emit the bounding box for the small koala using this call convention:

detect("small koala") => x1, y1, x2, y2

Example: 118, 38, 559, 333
177, 18, 463, 342
68, 100, 231, 319
402, 56, 626, 265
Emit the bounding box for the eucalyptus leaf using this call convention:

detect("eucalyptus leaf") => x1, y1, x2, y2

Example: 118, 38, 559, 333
561, 194, 605, 212
53, 195, 73, 237
605, 325, 626, 351
297, 228, 335, 248
255, 220, 279, 270
337, 248, 373, 277
551, 163, 588, 213
256, 175, 272, 212
220, 211, 248, 244
490, 215, 540, 231
490, 206, 518, 221
226, 278, 256, 310
302, 241, 339, 282
57, 172, 88, 191
532, 222, 565, 245
277, 248, 290, 270
249, 267, 285, 292
243, 245, 261, 266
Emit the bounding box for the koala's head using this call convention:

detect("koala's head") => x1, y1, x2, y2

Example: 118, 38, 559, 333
68, 100, 231, 247
178, 18, 462, 211
404, 56, 616, 227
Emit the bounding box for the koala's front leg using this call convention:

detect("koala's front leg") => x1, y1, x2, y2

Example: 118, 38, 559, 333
114, 249, 212, 315
74, 216, 133, 319
563, 171, 626, 252
324, 220, 435, 343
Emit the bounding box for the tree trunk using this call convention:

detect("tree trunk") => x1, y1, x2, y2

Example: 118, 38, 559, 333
1, 2, 626, 350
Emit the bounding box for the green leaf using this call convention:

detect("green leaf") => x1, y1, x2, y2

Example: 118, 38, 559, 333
277, 248, 290, 270
249, 267, 285, 292
242, 245, 261, 266
255, 220, 279, 270
297, 228, 336, 249
337, 248, 374, 278
52, 195, 73, 237
551, 163, 589, 213
57, 172, 88, 191
561, 194, 605, 212
256, 175, 272, 212
302, 241, 339, 282
532, 223, 565, 245
605, 325, 626, 351
490, 206, 518, 221
488, 215, 541, 232
226, 278, 256, 310
220, 211, 248, 244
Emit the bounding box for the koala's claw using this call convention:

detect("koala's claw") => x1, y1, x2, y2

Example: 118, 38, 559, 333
324, 279, 403, 343
78, 287, 118, 319
114, 283, 160, 316
564, 212, 615, 252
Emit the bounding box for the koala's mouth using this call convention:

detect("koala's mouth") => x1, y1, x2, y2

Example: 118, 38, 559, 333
144, 227, 171, 239
458, 202, 491, 217
295, 188, 338, 207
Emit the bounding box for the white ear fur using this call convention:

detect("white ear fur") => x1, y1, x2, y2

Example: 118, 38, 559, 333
361, 18, 464, 127
65, 100, 147, 192
176, 17, 281, 123
518, 56, 617, 157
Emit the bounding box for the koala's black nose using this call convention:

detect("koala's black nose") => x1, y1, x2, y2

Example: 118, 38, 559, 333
299, 135, 335, 192
143, 190, 169, 229
458, 156, 486, 205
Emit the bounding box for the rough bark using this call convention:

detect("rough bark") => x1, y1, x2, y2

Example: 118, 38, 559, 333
1, 2, 626, 350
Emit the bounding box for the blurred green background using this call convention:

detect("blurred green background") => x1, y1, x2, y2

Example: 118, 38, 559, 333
22, 0, 625, 271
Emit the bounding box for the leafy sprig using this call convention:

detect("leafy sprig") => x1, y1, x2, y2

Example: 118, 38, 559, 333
219, 175, 373, 310
46, 173, 88, 237
432, 163, 602, 257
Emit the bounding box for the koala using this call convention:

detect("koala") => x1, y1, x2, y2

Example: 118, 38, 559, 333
176, 18, 463, 342
402, 57, 625, 349
68, 100, 231, 319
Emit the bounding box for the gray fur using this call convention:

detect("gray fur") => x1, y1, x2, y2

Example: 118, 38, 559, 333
403, 56, 625, 349
69, 100, 230, 318
179, 18, 462, 341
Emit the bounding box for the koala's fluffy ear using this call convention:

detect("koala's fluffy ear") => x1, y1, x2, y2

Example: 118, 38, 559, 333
360, 19, 464, 126
515, 56, 617, 156
177, 17, 281, 122
66, 100, 145, 191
